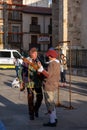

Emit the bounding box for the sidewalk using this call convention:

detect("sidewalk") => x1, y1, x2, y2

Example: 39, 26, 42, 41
0, 70, 87, 130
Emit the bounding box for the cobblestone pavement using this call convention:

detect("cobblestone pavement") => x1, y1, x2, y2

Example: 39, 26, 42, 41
0, 69, 87, 130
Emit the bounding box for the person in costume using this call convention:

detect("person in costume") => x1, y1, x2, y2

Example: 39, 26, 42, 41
37, 49, 60, 127
19, 47, 43, 120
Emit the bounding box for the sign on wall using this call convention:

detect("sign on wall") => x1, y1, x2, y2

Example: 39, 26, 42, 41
38, 35, 50, 44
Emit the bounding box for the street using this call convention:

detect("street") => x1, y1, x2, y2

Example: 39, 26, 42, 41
0, 69, 87, 130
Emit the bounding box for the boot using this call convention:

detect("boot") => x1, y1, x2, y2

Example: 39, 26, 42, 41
35, 111, 38, 117
30, 114, 34, 120
43, 122, 56, 127
43, 111, 57, 127
27, 90, 34, 120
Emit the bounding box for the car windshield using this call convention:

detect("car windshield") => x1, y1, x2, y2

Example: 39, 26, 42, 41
13, 52, 21, 58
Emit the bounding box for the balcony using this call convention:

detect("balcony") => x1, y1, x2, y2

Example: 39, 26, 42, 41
30, 24, 40, 33
8, 12, 22, 21
8, 15, 22, 21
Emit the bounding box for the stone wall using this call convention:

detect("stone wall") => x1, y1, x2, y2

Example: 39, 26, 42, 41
81, 0, 87, 49
52, 0, 59, 47
68, 0, 81, 48
52, 0, 85, 49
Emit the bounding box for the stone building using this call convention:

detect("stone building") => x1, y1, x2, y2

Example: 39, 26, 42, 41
52, 0, 87, 68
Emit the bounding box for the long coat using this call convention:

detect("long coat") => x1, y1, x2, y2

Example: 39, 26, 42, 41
44, 59, 60, 91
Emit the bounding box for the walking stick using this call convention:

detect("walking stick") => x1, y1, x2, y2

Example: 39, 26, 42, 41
56, 45, 65, 107
55, 41, 74, 109
68, 41, 74, 109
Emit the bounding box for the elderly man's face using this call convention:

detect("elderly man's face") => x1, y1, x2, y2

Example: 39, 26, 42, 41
30, 51, 38, 60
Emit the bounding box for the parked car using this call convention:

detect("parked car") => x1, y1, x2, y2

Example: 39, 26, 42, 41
0, 49, 23, 69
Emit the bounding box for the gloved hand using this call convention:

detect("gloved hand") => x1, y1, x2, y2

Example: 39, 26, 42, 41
38, 66, 44, 72
37, 61, 44, 72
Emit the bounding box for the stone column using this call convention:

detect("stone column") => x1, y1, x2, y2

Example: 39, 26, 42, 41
52, 0, 59, 48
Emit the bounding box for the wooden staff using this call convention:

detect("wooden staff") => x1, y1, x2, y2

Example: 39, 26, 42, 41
22, 58, 49, 78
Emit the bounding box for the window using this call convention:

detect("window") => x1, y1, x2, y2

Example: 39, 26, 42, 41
50, 18, 52, 25
40, 44, 48, 51
31, 17, 38, 25
0, 4, 3, 8
31, 35, 37, 44
0, 10, 3, 18
0, 25, 3, 32
12, 26, 20, 42
52, 0, 56, 2
0, 52, 11, 58
0, 34, 3, 44
12, 10, 20, 20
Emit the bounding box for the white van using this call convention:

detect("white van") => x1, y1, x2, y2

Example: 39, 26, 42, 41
0, 49, 23, 69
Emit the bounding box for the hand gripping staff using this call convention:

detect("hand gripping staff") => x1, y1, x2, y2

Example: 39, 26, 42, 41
22, 58, 49, 78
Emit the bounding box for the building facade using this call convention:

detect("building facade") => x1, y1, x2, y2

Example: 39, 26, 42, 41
0, 0, 51, 52
22, 6, 52, 52
0, 0, 23, 50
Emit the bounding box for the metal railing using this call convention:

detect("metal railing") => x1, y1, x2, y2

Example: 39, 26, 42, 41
67, 49, 87, 68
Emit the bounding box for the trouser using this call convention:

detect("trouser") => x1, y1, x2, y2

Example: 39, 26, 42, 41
44, 90, 57, 112
44, 90, 57, 123
61, 70, 66, 83
27, 87, 43, 118
15, 66, 19, 77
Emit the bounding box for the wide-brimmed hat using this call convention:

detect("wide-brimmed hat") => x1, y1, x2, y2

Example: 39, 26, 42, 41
46, 50, 58, 58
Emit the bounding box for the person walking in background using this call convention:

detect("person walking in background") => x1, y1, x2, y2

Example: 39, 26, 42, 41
19, 47, 43, 120
37, 49, 60, 127
14, 57, 21, 77
60, 54, 67, 87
